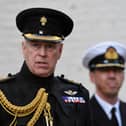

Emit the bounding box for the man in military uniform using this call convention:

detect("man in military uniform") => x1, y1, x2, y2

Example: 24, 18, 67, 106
82, 41, 126, 126
0, 8, 90, 126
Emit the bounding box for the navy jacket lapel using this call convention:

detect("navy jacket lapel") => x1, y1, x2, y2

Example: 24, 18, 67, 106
89, 96, 112, 126
120, 101, 126, 126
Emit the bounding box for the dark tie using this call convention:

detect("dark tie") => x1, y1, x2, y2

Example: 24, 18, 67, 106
111, 107, 119, 126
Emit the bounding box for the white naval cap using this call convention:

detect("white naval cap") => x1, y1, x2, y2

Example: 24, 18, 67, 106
82, 41, 126, 70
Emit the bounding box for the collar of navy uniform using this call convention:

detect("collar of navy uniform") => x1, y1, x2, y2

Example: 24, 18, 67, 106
19, 61, 54, 91
20, 61, 54, 80
95, 94, 122, 126
95, 94, 120, 119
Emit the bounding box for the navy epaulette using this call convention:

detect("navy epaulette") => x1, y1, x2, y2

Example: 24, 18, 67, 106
0, 73, 15, 83
57, 74, 81, 85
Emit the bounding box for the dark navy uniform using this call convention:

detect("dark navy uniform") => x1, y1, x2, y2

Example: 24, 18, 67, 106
0, 8, 90, 126
0, 62, 90, 126
89, 96, 126, 126
82, 41, 126, 126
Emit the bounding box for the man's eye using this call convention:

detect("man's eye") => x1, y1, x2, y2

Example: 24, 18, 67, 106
31, 43, 39, 47
46, 44, 56, 49
30, 43, 41, 49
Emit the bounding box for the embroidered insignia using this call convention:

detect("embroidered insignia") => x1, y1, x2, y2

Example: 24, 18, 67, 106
64, 90, 78, 96
105, 47, 119, 60
40, 16, 47, 26
62, 96, 85, 104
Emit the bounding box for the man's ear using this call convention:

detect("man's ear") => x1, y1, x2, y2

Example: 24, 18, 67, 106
58, 44, 63, 59
22, 41, 25, 49
21, 41, 26, 58
89, 71, 95, 83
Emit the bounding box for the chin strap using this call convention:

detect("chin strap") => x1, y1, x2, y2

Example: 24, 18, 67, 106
0, 88, 53, 126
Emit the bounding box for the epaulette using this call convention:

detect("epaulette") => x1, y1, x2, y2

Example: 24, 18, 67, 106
0, 73, 15, 83
57, 74, 81, 85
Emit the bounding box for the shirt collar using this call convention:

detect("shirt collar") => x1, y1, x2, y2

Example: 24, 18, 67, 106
95, 94, 120, 119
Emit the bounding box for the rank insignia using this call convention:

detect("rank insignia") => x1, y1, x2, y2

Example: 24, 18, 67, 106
64, 90, 78, 96
62, 96, 85, 104
40, 16, 47, 26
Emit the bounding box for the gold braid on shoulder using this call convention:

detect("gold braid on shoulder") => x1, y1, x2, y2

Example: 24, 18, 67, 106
0, 88, 53, 126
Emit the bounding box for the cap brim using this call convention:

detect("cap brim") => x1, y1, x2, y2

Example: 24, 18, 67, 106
23, 33, 64, 43
95, 63, 125, 68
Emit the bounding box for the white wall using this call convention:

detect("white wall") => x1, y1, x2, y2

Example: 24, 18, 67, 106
0, 0, 126, 101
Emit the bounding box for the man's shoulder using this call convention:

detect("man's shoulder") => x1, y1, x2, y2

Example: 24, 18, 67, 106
0, 73, 16, 83
56, 74, 89, 94
55, 74, 89, 101
120, 100, 126, 106
56, 74, 82, 86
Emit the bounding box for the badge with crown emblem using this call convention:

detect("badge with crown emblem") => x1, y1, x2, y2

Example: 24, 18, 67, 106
104, 47, 119, 60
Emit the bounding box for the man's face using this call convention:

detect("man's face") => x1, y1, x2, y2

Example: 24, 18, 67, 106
22, 40, 63, 77
90, 67, 124, 99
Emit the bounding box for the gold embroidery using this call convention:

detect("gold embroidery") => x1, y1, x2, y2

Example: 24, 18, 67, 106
40, 16, 47, 26
105, 47, 118, 60
0, 88, 53, 126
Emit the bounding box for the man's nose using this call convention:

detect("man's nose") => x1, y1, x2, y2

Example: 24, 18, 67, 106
107, 70, 116, 77
39, 46, 47, 56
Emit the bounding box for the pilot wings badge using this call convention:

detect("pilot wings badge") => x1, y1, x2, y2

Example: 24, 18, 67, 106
64, 90, 78, 96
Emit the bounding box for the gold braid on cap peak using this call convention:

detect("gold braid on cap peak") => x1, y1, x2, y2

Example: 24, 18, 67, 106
0, 88, 53, 126
23, 33, 63, 42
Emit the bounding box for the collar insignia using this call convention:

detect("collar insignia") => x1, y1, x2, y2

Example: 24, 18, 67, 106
40, 16, 47, 26
64, 90, 78, 96
105, 47, 119, 60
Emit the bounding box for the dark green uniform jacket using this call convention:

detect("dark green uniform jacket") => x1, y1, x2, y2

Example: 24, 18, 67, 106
0, 62, 90, 126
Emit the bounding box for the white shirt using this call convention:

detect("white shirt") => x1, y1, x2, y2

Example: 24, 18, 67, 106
95, 94, 122, 126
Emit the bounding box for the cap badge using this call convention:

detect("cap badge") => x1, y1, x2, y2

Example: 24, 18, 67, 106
64, 90, 78, 96
105, 47, 119, 60
40, 16, 47, 26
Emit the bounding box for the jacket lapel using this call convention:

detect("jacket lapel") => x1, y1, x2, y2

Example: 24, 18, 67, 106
89, 96, 112, 126
120, 101, 126, 126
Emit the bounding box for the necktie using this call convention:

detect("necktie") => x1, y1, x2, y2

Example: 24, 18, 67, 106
111, 107, 119, 126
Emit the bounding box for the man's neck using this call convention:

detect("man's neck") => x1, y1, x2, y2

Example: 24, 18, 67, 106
96, 92, 118, 105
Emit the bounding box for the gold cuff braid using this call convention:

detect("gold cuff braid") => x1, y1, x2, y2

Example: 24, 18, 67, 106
0, 88, 53, 126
